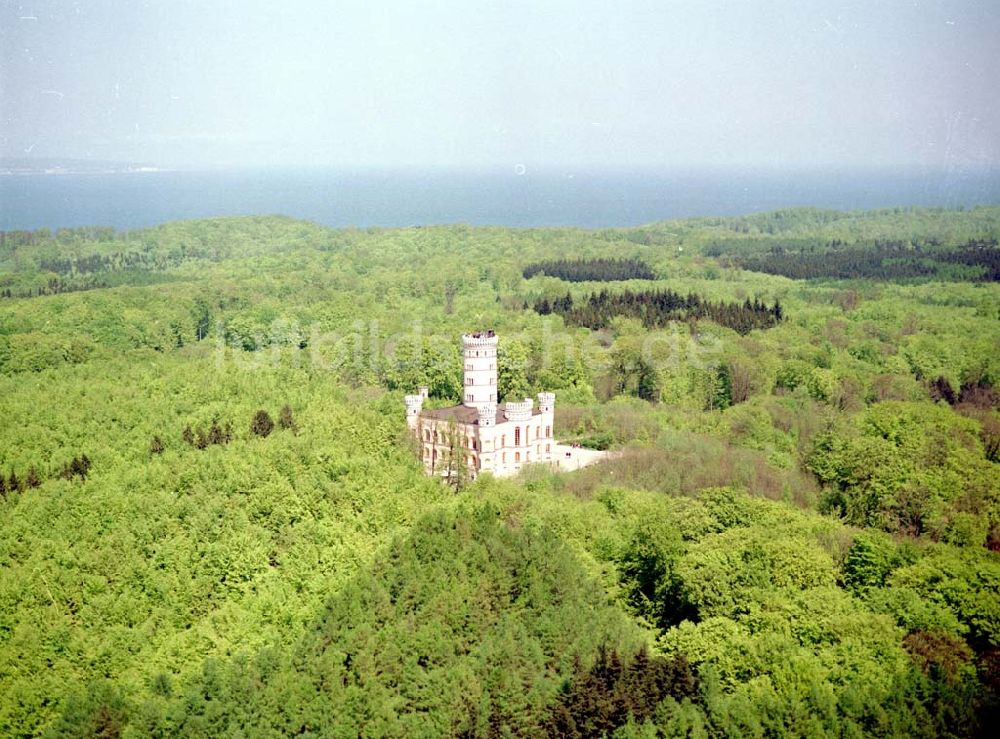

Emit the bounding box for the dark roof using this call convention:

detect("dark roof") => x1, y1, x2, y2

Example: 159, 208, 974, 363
419, 403, 542, 426
419, 405, 481, 424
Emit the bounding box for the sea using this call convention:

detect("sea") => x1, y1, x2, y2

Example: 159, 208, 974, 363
2, 166, 999, 232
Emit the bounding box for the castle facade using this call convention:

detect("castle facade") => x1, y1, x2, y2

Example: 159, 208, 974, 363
405, 331, 555, 479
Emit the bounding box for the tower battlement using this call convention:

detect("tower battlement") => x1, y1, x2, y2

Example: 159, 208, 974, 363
537, 392, 555, 413
504, 398, 533, 422
477, 403, 497, 426
404, 393, 424, 429
462, 330, 498, 348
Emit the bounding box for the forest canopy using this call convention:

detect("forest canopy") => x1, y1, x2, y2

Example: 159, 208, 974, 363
1, 206, 999, 736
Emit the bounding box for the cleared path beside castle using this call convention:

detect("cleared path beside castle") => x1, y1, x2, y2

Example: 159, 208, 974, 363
551, 443, 611, 472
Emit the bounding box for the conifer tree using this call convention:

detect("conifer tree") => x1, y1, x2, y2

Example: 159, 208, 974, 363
208, 422, 224, 446
25, 467, 42, 488
930, 376, 956, 405
278, 404, 298, 433
251, 409, 274, 438
65, 456, 92, 480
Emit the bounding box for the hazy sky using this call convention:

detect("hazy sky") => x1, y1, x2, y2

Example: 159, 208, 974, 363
2, 0, 998, 169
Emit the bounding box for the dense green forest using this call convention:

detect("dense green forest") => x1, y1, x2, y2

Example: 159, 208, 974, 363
1, 206, 999, 736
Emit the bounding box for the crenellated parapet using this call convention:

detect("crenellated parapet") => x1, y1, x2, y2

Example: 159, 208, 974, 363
404, 394, 424, 428
504, 398, 533, 422
462, 331, 498, 350
477, 403, 497, 427
537, 392, 555, 414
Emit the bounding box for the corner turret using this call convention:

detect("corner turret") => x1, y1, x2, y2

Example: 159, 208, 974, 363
537, 392, 555, 414
404, 393, 424, 430
477, 403, 497, 427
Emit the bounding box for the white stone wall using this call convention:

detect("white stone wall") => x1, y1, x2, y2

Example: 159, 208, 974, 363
488, 414, 554, 476
414, 411, 556, 480
415, 418, 481, 478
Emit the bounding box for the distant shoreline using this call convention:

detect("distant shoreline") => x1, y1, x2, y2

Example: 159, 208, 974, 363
3, 167, 999, 232
0, 167, 165, 177
0, 158, 164, 177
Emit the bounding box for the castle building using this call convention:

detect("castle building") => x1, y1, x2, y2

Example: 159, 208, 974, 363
405, 331, 555, 480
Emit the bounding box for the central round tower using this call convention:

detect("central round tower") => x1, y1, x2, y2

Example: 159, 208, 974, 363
462, 330, 498, 412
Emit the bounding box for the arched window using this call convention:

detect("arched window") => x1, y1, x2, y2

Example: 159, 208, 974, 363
545, 425, 551, 438
424, 429, 430, 442
515, 452, 521, 463
501, 434, 506, 447
546, 443, 551, 453
514, 427, 520, 446
502, 452, 506, 463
